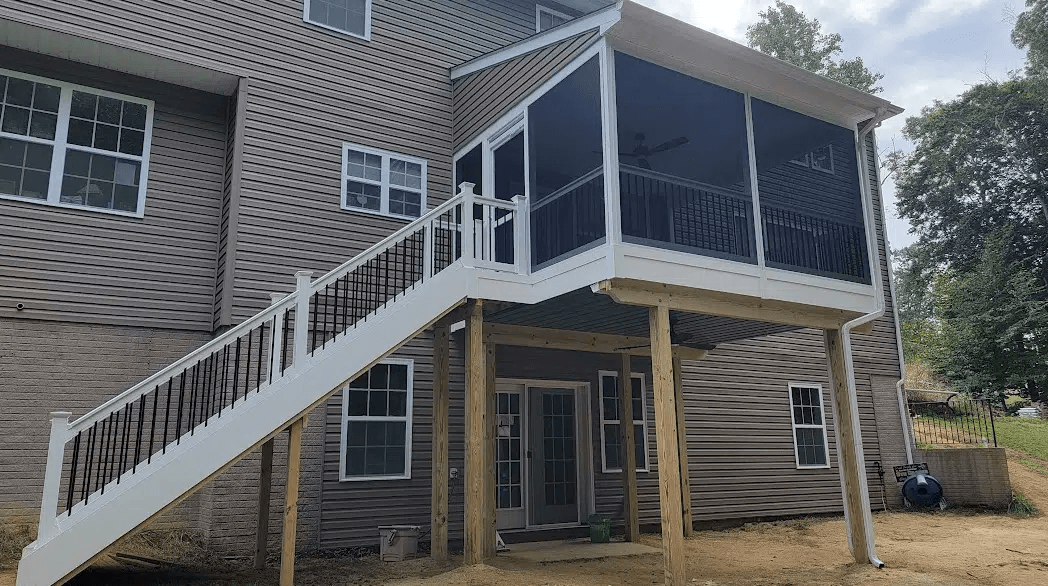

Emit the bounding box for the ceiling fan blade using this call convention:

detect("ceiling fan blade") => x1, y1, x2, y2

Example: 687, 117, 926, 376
649, 136, 689, 153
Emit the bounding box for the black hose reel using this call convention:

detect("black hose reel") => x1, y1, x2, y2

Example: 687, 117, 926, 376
894, 463, 946, 510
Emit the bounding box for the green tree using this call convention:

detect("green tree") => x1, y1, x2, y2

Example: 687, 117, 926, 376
1013, 0, 1048, 76
925, 231, 1048, 403
745, 1, 884, 93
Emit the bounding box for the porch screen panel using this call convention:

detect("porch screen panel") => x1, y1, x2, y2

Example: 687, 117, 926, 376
528, 56, 605, 269
614, 53, 756, 263
750, 99, 870, 283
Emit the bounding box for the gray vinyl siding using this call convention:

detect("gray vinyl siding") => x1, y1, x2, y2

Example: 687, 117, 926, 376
452, 29, 602, 150
0, 46, 227, 330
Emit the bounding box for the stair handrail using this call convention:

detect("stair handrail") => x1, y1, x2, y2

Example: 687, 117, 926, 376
66, 190, 470, 436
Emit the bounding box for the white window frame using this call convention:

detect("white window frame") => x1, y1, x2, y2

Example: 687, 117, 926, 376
0, 68, 154, 218
340, 142, 427, 220
788, 382, 831, 470
536, 4, 572, 32
303, 0, 372, 40
339, 359, 414, 481
597, 371, 650, 473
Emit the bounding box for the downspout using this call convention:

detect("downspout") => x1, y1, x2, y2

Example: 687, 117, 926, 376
840, 106, 891, 569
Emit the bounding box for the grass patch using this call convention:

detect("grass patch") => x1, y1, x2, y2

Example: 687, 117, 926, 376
1009, 493, 1037, 516
991, 417, 1048, 460
1020, 458, 1046, 475
0, 521, 36, 570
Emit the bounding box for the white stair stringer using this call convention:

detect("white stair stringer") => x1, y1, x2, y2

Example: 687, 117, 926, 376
16, 264, 472, 586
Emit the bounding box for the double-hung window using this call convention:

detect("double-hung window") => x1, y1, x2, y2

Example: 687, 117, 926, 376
536, 5, 571, 32
789, 383, 829, 468
341, 360, 413, 481
0, 69, 153, 217
598, 371, 649, 472
341, 143, 426, 220
304, 0, 371, 39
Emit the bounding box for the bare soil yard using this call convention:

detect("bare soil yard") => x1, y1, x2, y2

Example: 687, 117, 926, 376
3, 449, 1046, 586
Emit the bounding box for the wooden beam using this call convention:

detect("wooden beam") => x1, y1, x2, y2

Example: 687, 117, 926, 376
464, 300, 491, 565
254, 438, 274, 569
824, 329, 874, 564
597, 279, 874, 334
673, 352, 693, 537
280, 416, 305, 586
650, 306, 686, 586
430, 325, 450, 561
618, 353, 639, 542
484, 323, 709, 361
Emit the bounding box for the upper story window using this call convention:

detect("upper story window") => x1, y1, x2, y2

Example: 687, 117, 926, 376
304, 0, 371, 39
537, 5, 571, 32
341, 143, 427, 220
340, 360, 414, 481
0, 69, 153, 217
789, 145, 834, 174
789, 383, 829, 469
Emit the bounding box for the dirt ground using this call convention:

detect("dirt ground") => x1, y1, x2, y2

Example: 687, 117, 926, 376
2, 449, 1046, 586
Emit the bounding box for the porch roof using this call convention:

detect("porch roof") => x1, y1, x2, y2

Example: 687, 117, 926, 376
451, 1, 903, 128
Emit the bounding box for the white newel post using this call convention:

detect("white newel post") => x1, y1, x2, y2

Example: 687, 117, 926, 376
293, 271, 313, 370
423, 220, 434, 280
38, 411, 72, 541
269, 292, 286, 379
459, 182, 476, 267
512, 194, 529, 275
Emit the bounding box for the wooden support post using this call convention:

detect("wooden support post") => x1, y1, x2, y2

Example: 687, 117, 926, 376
430, 325, 450, 562
464, 300, 492, 565
650, 306, 686, 585
485, 342, 497, 551
824, 329, 874, 564
673, 352, 693, 537
280, 416, 305, 586
618, 353, 639, 542
254, 438, 274, 569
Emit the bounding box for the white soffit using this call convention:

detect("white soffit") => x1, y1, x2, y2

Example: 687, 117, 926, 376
0, 18, 240, 95
610, 0, 903, 127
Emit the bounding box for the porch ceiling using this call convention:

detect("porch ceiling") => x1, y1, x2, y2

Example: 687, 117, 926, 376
485, 288, 798, 348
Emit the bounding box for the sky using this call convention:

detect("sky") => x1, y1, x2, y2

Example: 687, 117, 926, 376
635, 0, 1029, 252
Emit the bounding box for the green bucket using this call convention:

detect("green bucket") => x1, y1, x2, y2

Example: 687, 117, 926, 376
588, 514, 611, 543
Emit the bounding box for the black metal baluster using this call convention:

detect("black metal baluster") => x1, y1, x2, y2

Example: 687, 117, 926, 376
83, 422, 97, 504
244, 329, 253, 399
175, 372, 187, 445
162, 379, 173, 454
118, 403, 131, 483
133, 395, 145, 472
100, 412, 114, 493
256, 324, 265, 392
269, 318, 277, 385
67, 431, 81, 513
310, 292, 319, 353
148, 385, 159, 463
332, 279, 341, 340
233, 337, 242, 406
220, 345, 230, 416
281, 309, 291, 375
322, 284, 330, 348
203, 353, 215, 424
188, 364, 199, 436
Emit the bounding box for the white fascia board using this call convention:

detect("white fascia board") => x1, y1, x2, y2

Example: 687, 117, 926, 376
610, 0, 903, 126
450, 2, 622, 80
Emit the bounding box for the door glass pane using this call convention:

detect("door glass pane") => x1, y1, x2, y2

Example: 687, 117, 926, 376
495, 391, 523, 510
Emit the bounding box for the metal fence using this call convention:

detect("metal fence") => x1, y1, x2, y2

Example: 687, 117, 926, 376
909, 397, 998, 447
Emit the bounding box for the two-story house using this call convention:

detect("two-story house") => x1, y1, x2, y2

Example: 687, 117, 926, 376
0, 1, 910, 585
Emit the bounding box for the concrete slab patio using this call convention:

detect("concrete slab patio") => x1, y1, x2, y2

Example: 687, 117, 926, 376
497, 539, 661, 563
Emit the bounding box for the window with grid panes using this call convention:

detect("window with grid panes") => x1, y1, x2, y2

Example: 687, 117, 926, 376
341, 361, 413, 480
789, 384, 829, 468
341, 143, 426, 219
495, 391, 523, 509
598, 372, 649, 472
0, 69, 153, 216
304, 0, 370, 39
537, 5, 571, 31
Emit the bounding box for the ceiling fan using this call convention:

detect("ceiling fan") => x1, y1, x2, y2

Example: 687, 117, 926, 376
614, 313, 699, 352
620, 132, 689, 170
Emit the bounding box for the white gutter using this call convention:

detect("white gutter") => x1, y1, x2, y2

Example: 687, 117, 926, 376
838, 106, 891, 569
